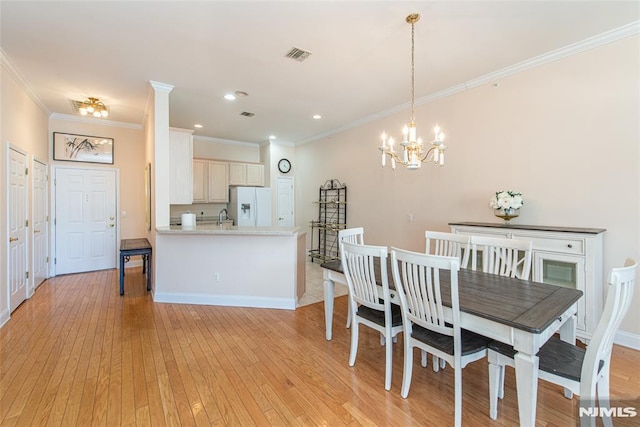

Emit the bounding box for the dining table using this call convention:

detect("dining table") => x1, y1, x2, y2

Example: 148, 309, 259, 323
320, 258, 583, 427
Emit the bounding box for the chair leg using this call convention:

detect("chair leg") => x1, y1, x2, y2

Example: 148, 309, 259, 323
433, 354, 440, 372
384, 329, 393, 391
454, 365, 462, 427
598, 367, 612, 427
421, 350, 428, 367
346, 303, 351, 329
349, 319, 359, 367
498, 365, 505, 399
401, 342, 414, 398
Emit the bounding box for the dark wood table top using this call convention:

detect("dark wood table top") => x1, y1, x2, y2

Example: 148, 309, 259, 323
120, 238, 152, 251
321, 259, 583, 334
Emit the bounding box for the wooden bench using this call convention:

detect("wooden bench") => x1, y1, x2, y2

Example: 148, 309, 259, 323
119, 238, 152, 295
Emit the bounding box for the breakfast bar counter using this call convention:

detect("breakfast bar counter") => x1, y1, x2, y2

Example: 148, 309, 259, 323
153, 226, 306, 310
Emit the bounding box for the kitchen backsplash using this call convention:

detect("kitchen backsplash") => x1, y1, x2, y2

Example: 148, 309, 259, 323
170, 203, 229, 221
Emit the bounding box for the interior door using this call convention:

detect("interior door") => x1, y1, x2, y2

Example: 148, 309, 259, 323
276, 176, 294, 227
55, 167, 116, 274
8, 148, 28, 312
32, 159, 48, 290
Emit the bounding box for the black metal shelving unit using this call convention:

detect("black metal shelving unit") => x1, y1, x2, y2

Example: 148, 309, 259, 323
309, 179, 347, 263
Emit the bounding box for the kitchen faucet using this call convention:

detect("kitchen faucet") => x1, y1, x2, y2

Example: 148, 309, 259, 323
218, 208, 228, 223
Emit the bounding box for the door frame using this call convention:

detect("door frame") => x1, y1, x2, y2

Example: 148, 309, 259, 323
30, 156, 48, 295
50, 164, 120, 277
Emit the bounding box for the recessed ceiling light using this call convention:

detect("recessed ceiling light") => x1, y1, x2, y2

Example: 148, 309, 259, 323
235, 91, 249, 97
194, 124, 203, 128
269, 135, 276, 140
224, 93, 236, 100
313, 114, 322, 119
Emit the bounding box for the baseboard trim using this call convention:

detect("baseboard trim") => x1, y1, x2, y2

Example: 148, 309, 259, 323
0, 309, 10, 329
153, 292, 296, 310
614, 330, 640, 351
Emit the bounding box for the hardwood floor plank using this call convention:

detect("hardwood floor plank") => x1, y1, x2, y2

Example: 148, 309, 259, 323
1, 267, 638, 426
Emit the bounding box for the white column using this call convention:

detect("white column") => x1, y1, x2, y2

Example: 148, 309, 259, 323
149, 81, 174, 228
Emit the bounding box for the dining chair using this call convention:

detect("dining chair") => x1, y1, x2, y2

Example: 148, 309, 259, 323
487, 258, 637, 426
469, 235, 533, 280
341, 241, 403, 391
338, 227, 365, 329
425, 231, 471, 269
390, 248, 490, 427
423, 231, 472, 371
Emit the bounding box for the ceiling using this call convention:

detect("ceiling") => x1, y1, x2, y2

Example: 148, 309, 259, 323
1, 1, 638, 145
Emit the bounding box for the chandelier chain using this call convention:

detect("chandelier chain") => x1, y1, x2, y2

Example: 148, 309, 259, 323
410, 18, 415, 123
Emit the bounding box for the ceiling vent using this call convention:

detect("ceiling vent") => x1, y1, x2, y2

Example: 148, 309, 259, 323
240, 111, 255, 117
285, 46, 312, 62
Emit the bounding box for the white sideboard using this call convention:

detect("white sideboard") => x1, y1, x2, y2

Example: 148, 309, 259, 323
449, 222, 605, 342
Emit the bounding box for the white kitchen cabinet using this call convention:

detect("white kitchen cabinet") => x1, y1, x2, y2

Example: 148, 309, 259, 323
449, 222, 605, 342
229, 162, 264, 186
192, 159, 207, 203
192, 159, 229, 203
169, 128, 194, 204
208, 161, 229, 203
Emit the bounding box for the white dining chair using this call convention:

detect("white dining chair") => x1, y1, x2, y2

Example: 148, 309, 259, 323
391, 248, 490, 427
338, 227, 365, 329
425, 231, 471, 269
423, 231, 472, 371
469, 235, 533, 280
487, 259, 637, 426
341, 241, 403, 391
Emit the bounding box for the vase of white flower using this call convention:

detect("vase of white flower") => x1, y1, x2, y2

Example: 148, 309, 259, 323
489, 191, 523, 223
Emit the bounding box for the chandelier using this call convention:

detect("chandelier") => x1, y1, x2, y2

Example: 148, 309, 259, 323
76, 97, 109, 118
379, 13, 446, 170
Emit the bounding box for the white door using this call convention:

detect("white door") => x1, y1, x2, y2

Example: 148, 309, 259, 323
32, 159, 48, 290
276, 176, 294, 227
55, 168, 117, 274
8, 148, 28, 312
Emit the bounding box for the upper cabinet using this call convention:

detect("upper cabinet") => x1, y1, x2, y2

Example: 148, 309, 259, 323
193, 159, 229, 203
229, 162, 264, 187
169, 128, 194, 204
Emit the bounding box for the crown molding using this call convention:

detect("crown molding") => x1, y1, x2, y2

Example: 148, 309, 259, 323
193, 134, 258, 147
50, 113, 143, 130
300, 21, 640, 145
149, 80, 174, 93
0, 48, 50, 116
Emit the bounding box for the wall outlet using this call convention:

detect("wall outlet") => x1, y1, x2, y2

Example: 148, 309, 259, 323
408, 213, 414, 222
214, 272, 220, 282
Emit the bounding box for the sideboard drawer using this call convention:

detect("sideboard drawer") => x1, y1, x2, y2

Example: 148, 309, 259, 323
513, 234, 584, 255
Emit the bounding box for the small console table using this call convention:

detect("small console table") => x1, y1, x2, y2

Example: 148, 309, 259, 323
119, 238, 152, 295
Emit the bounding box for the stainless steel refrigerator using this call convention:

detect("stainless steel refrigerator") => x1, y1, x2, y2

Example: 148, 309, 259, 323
229, 187, 272, 226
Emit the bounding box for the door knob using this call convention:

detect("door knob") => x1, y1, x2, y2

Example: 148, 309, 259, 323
278, 217, 284, 221
109, 224, 115, 228
9, 237, 18, 242
34, 230, 41, 234
110, 216, 114, 220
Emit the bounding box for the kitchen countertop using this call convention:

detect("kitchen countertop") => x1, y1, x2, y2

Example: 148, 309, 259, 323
157, 224, 303, 236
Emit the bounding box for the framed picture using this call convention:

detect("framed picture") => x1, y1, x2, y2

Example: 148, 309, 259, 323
53, 132, 114, 164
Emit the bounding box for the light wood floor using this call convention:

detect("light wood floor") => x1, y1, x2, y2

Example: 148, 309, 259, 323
1, 268, 638, 426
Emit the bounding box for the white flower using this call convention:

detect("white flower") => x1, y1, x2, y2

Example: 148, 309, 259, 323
489, 191, 523, 210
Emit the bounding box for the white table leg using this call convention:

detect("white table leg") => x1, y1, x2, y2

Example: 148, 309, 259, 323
514, 351, 539, 427
323, 278, 335, 340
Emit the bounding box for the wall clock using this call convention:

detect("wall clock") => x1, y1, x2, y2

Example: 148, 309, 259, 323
278, 158, 291, 174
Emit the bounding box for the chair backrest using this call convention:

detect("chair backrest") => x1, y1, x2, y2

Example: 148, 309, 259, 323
580, 259, 636, 395
341, 241, 389, 313
425, 231, 470, 269
338, 227, 364, 255
391, 247, 461, 339
469, 235, 533, 280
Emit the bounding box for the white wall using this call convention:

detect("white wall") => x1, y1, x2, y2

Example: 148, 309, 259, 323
295, 36, 640, 343
1, 60, 49, 325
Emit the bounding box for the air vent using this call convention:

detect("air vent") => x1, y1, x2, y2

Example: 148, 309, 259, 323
285, 46, 312, 62
240, 112, 255, 117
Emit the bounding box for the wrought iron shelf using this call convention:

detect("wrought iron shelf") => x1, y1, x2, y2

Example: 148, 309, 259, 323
309, 179, 347, 263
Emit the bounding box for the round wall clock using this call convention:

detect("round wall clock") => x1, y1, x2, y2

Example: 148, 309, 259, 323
278, 158, 291, 174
